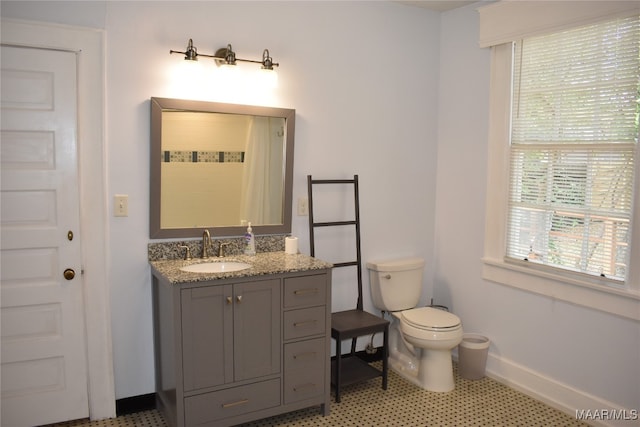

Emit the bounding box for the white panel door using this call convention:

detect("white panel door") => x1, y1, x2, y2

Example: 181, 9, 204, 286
1, 45, 89, 427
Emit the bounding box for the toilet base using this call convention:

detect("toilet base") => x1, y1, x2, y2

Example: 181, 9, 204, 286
389, 354, 421, 387
389, 349, 455, 392
418, 348, 455, 392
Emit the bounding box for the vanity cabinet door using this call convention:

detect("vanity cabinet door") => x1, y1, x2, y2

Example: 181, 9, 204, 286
181, 285, 233, 392
233, 279, 281, 381
181, 280, 281, 391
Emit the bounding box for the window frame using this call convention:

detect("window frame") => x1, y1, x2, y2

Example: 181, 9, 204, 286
482, 42, 640, 321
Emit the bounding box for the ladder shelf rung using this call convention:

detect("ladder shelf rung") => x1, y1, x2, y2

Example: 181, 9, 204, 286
310, 179, 356, 185
312, 220, 357, 227
333, 261, 359, 268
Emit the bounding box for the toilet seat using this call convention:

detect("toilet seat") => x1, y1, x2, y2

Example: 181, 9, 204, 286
401, 307, 461, 332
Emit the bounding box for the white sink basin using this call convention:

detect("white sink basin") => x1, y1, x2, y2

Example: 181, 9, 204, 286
180, 261, 252, 274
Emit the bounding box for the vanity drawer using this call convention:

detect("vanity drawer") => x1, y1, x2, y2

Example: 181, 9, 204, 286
284, 366, 325, 404
283, 306, 326, 340
184, 378, 280, 425
283, 275, 327, 308
284, 338, 325, 371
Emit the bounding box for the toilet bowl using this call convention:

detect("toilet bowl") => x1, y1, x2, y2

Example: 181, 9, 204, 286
396, 307, 462, 391
367, 258, 463, 392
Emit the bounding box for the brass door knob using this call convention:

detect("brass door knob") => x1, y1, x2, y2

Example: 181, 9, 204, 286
63, 268, 76, 280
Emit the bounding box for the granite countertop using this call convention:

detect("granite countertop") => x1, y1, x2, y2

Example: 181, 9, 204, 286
150, 251, 333, 285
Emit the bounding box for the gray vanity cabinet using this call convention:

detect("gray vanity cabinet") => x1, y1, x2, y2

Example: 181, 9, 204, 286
152, 268, 331, 427
181, 279, 280, 392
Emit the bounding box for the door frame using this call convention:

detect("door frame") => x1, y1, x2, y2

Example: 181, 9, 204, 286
1, 19, 115, 420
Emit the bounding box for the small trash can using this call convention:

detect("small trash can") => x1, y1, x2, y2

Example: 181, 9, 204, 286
458, 333, 490, 380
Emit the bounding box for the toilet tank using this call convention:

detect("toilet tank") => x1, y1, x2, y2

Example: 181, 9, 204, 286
366, 257, 425, 311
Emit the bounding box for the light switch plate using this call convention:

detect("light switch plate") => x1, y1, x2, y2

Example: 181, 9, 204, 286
114, 194, 128, 217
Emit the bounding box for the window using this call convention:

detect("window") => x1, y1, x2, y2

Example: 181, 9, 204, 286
507, 16, 639, 282
480, 2, 640, 320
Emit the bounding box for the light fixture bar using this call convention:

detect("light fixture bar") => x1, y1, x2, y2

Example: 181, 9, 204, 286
170, 39, 279, 69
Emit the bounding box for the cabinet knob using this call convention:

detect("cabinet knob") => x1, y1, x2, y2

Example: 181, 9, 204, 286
236, 295, 242, 303
226, 296, 232, 305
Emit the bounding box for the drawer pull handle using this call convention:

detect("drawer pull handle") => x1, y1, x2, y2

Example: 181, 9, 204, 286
294, 288, 319, 295
293, 351, 317, 360
222, 398, 249, 409
294, 320, 317, 327
294, 383, 317, 392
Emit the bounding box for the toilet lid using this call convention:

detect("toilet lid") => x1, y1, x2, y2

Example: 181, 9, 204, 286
401, 307, 461, 331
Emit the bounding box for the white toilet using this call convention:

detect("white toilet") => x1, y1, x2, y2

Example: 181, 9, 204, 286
367, 257, 463, 392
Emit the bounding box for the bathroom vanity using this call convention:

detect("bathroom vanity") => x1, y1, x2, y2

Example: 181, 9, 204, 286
150, 252, 332, 427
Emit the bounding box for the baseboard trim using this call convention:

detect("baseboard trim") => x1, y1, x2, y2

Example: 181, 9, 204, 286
115, 393, 156, 416
481, 353, 636, 427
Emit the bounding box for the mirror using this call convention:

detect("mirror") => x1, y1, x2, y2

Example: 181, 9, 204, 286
150, 97, 295, 238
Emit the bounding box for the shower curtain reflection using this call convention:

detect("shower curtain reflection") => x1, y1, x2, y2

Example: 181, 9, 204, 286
241, 116, 285, 225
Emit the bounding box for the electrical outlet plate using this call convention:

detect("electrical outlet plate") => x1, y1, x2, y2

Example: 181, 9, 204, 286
297, 197, 308, 216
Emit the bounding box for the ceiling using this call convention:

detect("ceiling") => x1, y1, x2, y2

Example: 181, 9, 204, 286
396, 1, 476, 12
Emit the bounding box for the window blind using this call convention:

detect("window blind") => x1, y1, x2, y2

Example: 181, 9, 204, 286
507, 15, 639, 282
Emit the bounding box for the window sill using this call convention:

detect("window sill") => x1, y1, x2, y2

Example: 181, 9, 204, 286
482, 258, 640, 321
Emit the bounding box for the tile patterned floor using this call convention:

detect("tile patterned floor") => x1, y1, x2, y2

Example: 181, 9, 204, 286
46, 363, 589, 426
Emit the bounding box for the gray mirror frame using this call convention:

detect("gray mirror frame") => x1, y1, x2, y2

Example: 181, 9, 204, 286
150, 97, 295, 239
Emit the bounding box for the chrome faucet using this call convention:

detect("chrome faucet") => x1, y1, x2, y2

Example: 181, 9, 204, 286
202, 230, 212, 259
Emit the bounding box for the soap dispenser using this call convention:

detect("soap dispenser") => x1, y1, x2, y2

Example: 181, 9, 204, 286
244, 222, 256, 256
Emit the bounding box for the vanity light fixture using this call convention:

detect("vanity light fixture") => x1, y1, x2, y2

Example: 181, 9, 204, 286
170, 38, 199, 61
170, 39, 279, 70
